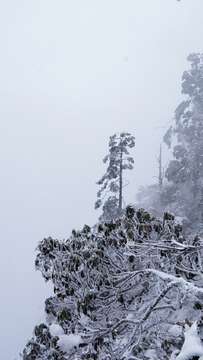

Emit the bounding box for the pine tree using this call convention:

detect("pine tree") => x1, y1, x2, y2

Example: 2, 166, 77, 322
163, 53, 203, 232
95, 132, 135, 221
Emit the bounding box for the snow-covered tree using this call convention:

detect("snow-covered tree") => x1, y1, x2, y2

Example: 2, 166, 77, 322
20, 206, 203, 360
95, 132, 135, 221
163, 53, 203, 233
137, 54, 203, 234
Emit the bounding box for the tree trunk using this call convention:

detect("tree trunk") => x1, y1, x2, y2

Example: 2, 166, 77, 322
119, 150, 123, 210
158, 144, 163, 188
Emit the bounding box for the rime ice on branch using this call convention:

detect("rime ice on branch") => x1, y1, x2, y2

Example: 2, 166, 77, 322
21, 207, 203, 359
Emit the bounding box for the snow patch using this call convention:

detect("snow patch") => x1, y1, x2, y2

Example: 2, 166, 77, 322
176, 322, 203, 360
49, 323, 64, 336
49, 324, 82, 352
145, 349, 158, 360
57, 334, 82, 353
80, 313, 89, 326
169, 325, 183, 337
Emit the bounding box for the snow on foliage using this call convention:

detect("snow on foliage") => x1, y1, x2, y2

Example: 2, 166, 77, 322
20, 206, 203, 359
50, 324, 82, 353
137, 53, 203, 236
57, 334, 82, 353
163, 53, 203, 233
175, 322, 203, 360
95, 132, 135, 221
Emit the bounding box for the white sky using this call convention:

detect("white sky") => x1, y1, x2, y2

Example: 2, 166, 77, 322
0, 0, 202, 359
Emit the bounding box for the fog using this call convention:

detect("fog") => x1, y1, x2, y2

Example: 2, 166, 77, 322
0, 0, 203, 359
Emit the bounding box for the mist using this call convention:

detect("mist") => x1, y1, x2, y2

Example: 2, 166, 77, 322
1, 1, 203, 359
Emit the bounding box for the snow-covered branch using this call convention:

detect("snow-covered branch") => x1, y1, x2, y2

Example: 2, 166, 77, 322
22, 207, 203, 360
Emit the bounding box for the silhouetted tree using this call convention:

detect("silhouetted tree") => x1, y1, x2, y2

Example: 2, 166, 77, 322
164, 53, 203, 232
95, 132, 135, 220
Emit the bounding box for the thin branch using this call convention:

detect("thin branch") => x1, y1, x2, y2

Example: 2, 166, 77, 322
119, 281, 176, 357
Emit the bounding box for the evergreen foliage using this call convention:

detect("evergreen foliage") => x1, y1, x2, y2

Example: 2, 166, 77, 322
95, 132, 135, 221
20, 207, 203, 360
136, 53, 203, 234
163, 53, 203, 231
